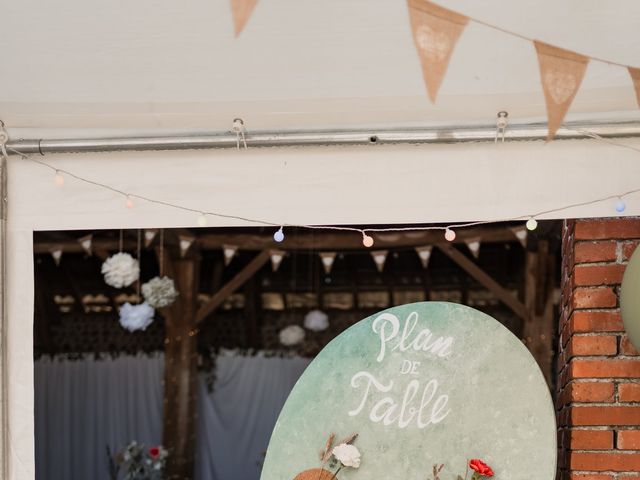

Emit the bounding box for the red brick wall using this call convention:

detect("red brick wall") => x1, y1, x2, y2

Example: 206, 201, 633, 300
558, 218, 640, 480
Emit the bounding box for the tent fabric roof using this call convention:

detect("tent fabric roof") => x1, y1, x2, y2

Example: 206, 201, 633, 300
1, 0, 639, 130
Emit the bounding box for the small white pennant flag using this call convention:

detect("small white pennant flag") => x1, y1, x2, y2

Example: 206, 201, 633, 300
319, 252, 337, 275
223, 244, 238, 266
78, 234, 93, 256
50, 246, 63, 266
415, 245, 433, 269
465, 237, 481, 259
270, 250, 286, 272
510, 226, 528, 248
144, 229, 158, 247
371, 250, 388, 273
179, 235, 196, 258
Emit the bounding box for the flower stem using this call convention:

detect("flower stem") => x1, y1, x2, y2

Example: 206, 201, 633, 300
330, 465, 343, 480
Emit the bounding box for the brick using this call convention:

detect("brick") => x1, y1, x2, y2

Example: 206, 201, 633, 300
569, 335, 617, 356
619, 383, 640, 402
575, 241, 618, 264
570, 474, 614, 480
566, 381, 615, 403
618, 430, 640, 449
570, 452, 640, 471
571, 359, 640, 378
621, 336, 640, 356
575, 219, 640, 240
572, 311, 624, 333
570, 429, 613, 449
622, 241, 640, 261
574, 264, 626, 286
571, 406, 640, 426
572, 287, 617, 309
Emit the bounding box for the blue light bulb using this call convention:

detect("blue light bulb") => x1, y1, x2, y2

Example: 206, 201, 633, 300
615, 199, 626, 213
273, 227, 285, 243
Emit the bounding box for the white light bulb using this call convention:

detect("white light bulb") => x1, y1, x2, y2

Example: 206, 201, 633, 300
444, 228, 456, 242
54, 171, 64, 187
362, 232, 374, 248
197, 213, 208, 227
526, 217, 538, 231
273, 227, 285, 243
125, 196, 134, 209
615, 198, 626, 213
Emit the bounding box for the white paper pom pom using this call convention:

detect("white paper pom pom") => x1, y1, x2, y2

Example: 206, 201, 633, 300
303, 309, 330, 332
101, 253, 140, 288
142, 276, 179, 308
119, 302, 155, 332
279, 325, 306, 347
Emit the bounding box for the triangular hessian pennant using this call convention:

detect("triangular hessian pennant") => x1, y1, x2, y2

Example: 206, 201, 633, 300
78, 234, 93, 256
319, 252, 337, 275
223, 244, 238, 266
230, 0, 258, 36
144, 229, 158, 248
465, 237, 481, 259
407, 0, 469, 103
510, 226, 528, 248
415, 245, 433, 269
371, 250, 388, 273
270, 250, 285, 272
629, 67, 640, 108
535, 41, 589, 140
179, 235, 195, 258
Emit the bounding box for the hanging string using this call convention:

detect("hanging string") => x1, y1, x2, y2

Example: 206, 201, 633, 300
427, 0, 638, 69
137, 229, 142, 301
119, 230, 123, 252
159, 229, 165, 277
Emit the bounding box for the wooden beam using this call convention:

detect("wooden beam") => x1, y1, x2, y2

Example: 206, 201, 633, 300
523, 240, 556, 386
32, 226, 520, 253
162, 255, 199, 480
195, 250, 271, 323
437, 243, 527, 319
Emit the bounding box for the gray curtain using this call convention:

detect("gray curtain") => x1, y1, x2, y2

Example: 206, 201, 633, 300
35, 353, 310, 480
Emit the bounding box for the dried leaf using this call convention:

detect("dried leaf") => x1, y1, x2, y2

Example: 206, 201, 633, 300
340, 433, 358, 445
320, 433, 336, 462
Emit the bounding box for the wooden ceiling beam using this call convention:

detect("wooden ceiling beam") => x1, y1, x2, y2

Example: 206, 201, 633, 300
33, 226, 519, 253
437, 243, 527, 320
195, 250, 271, 324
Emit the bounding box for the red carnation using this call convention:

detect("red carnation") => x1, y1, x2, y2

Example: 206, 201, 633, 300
149, 446, 160, 459
469, 459, 494, 477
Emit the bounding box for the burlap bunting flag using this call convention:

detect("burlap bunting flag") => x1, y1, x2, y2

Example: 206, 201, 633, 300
629, 67, 640, 108
407, 0, 468, 103
534, 41, 589, 140
230, 0, 258, 36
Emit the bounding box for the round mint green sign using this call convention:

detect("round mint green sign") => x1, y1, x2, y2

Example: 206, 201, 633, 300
262, 302, 556, 480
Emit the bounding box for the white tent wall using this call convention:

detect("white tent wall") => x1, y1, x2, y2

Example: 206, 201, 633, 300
6, 137, 640, 478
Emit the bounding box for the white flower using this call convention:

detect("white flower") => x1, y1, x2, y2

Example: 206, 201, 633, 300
119, 302, 155, 332
278, 325, 305, 346
303, 309, 329, 332
332, 443, 361, 468
142, 276, 179, 308
101, 253, 140, 288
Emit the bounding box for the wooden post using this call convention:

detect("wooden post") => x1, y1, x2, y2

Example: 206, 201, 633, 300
162, 253, 200, 480
523, 240, 555, 386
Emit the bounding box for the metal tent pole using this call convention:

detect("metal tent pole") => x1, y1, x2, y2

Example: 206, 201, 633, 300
5, 121, 640, 155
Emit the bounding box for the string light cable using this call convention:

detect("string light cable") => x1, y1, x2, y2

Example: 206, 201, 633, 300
3, 126, 640, 247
